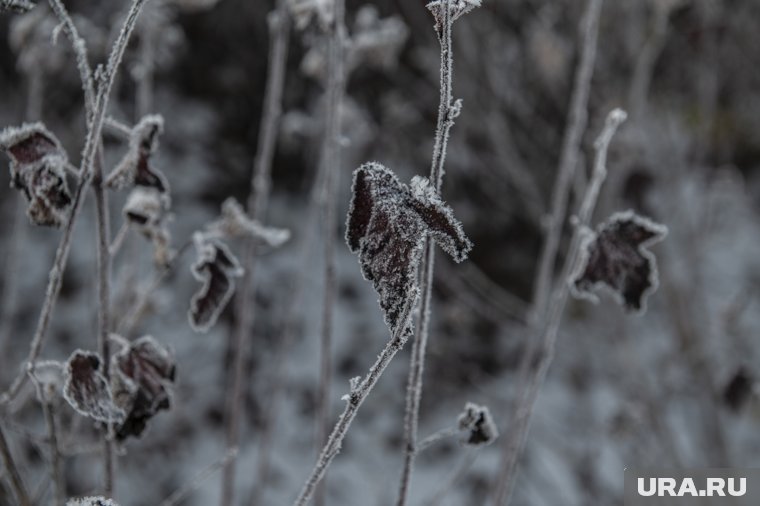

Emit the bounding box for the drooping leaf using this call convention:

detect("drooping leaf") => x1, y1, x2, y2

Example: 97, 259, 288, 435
570, 210, 667, 313
123, 187, 173, 266
345, 162, 472, 334
62, 350, 124, 423
0, 123, 72, 226
457, 402, 498, 447
205, 197, 290, 247
106, 115, 169, 198
188, 233, 244, 332
110, 335, 176, 440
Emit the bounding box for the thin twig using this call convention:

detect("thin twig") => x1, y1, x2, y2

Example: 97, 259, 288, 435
160, 448, 238, 506
291, 297, 417, 506
28, 368, 65, 506
397, 2, 458, 504
417, 426, 458, 453
314, 2, 346, 505
220, 4, 290, 506
0, 421, 31, 506
491, 108, 626, 506
0, 0, 150, 409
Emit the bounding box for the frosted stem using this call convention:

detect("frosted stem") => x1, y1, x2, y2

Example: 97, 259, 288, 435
397, 2, 456, 505
491, 107, 625, 506
220, 4, 290, 506
291, 298, 416, 506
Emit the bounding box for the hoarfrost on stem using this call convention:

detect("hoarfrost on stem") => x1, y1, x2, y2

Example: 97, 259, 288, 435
426, 0, 481, 37
346, 162, 472, 334
66, 498, 120, 506
569, 209, 667, 313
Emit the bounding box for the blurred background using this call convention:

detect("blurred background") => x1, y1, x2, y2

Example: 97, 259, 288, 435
1, 0, 760, 505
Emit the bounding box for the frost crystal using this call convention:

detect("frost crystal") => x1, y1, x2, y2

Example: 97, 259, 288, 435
106, 115, 169, 200
66, 498, 120, 506
457, 402, 498, 447
570, 210, 667, 313
188, 233, 244, 332
426, 0, 481, 36
0, 123, 72, 227
205, 197, 291, 247
346, 162, 472, 333
62, 350, 125, 424
110, 335, 176, 440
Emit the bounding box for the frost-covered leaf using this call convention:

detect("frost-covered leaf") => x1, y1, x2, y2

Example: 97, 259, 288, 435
29, 360, 63, 404
457, 402, 498, 447
723, 367, 754, 412
62, 350, 125, 423
111, 335, 176, 440
66, 497, 120, 506
188, 233, 244, 332
346, 162, 472, 333
0, 0, 34, 14
0, 122, 72, 226
426, 0, 481, 36
570, 210, 667, 313
123, 187, 173, 266
205, 197, 290, 247
106, 115, 169, 199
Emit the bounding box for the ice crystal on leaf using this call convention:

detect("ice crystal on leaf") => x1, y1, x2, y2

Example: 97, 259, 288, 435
205, 197, 291, 247
66, 498, 120, 506
0, 122, 72, 227
457, 402, 498, 447
110, 335, 176, 440
570, 210, 667, 313
426, 0, 481, 37
346, 162, 472, 334
188, 233, 244, 333
106, 115, 169, 199
62, 350, 125, 424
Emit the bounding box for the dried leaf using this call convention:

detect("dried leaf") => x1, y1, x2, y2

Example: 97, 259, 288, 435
106, 115, 169, 198
426, 0, 481, 36
62, 350, 125, 423
205, 197, 291, 247
188, 233, 244, 332
457, 402, 498, 447
111, 335, 176, 440
123, 187, 174, 266
346, 162, 472, 333
0, 122, 72, 227
570, 210, 667, 313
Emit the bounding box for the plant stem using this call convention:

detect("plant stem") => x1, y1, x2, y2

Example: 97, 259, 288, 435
0, 421, 30, 506
162, 448, 238, 506
43, 401, 65, 506
0, 0, 149, 409
397, 2, 456, 504
314, 2, 346, 505
219, 4, 290, 506
491, 108, 626, 506
291, 297, 417, 506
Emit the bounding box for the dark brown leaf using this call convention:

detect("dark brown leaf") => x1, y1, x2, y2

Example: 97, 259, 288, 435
570, 210, 667, 313
62, 350, 124, 423
111, 336, 176, 440
188, 234, 243, 332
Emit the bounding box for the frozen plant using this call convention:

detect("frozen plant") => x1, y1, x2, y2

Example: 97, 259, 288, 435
62, 350, 125, 424
457, 402, 499, 447
66, 498, 120, 506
